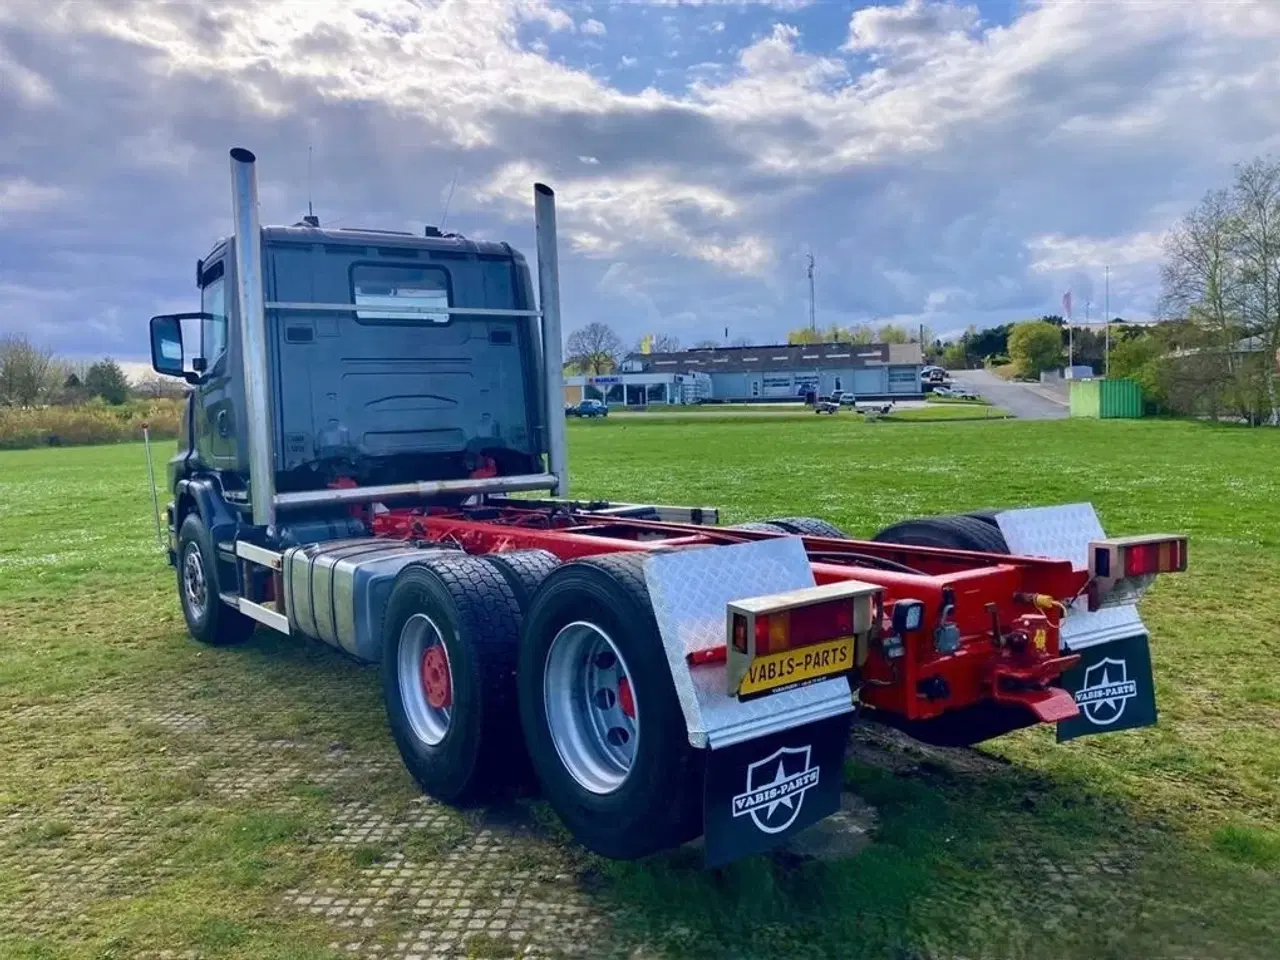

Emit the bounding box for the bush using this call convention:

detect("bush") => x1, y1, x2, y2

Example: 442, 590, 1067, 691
0, 399, 183, 449
1008, 321, 1065, 378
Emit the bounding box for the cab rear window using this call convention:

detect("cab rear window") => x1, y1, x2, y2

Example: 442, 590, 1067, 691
351, 263, 452, 324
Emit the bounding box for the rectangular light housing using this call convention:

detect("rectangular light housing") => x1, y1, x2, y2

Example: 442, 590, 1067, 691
726, 579, 882, 699
1089, 534, 1188, 581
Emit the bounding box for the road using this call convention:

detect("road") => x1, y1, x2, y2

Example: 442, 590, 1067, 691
952, 369, 1069, 420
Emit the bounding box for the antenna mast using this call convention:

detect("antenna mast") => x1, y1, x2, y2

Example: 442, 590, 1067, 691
806, 251, 816, 333
307, 144, 314, 219
439, 168, 460, 230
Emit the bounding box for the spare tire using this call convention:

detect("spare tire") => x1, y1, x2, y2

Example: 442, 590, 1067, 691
518, 552, 704, 860
728, 521, 789, 534
962, 508, 1003, 528
768, 516, 849, 539
482, 549, 560, 610
872, 514, 1009, 554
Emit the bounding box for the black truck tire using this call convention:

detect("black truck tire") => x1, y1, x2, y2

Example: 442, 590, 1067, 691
176, 512, 256, 646
481, 549, 560, 610
381, 554, 527, 804
768, 516, 850, 539
963, 508, 1003, 528
728, 520, 789, 534
872, 514, 1009, 554
518, 552, 704, 860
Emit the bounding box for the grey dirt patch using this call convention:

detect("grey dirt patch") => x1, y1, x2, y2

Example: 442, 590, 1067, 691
288, 805, 606, 958
1, 673, 893, 958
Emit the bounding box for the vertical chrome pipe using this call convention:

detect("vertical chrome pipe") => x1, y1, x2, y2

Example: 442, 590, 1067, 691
141, 421, 164, 549
229, 147, 277, 530
534, 183, 568, 496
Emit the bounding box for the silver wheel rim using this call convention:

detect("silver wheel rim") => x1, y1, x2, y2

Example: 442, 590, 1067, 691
544, 621, 639, 795
181, 543, 207, 620
398, 613, 453, 747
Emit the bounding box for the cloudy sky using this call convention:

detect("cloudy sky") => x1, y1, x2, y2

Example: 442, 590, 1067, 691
3, 0, 1279, 363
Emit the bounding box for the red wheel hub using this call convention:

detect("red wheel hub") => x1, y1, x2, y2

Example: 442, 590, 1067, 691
617, 676, 635, 719
421, 645, 452, 710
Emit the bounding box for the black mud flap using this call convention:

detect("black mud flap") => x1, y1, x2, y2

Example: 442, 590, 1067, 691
703, 711, 852, 868
1057, 634, 1158, 742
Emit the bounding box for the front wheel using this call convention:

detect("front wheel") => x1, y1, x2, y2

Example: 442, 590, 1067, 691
176, 513, 255, 646
518, 553, 704, 859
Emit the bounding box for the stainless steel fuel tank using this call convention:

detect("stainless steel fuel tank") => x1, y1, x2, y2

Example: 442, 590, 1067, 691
281, 537, 454, 662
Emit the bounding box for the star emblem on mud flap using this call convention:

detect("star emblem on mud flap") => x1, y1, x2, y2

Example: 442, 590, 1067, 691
731, 745, 820, 834
1076, 657, 1139, 726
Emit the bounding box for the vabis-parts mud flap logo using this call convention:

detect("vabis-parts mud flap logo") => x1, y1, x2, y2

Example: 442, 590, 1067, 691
1076, 657, 1138, 725
731, 745, 819, 834
701, 712, 851, 868
1057, 634, 1158, 742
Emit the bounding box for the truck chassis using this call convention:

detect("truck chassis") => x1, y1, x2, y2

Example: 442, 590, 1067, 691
151, 149, 1186, 866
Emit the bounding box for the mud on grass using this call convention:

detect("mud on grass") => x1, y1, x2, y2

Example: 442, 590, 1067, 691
3, 421, 1280, 958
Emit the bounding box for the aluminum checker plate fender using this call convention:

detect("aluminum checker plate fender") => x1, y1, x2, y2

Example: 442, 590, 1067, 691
643, 537, 855, 750
994, 502, 1149, 652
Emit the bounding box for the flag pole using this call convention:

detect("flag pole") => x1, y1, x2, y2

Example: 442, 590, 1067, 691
1104, 265, 1110, 377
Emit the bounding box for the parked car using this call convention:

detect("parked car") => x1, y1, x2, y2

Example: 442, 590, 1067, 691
565, 398, 608, 418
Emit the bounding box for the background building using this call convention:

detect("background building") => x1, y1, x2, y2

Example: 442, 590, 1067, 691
565, 341, 923, 407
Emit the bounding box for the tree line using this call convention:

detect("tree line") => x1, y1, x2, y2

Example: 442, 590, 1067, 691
0, 334, 184, 408
562, 320, 928, 375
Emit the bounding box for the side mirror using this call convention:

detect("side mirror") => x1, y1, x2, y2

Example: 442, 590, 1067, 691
150, 312, 211, 384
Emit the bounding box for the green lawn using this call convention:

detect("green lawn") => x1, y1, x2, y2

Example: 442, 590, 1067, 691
1, 417, 1278, 959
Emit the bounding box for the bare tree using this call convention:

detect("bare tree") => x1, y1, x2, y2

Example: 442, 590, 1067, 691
729, 336, 753, 348
565, 322, 624, 375
134, 372, 187, 400
1160, 165, 1280, 424
691, 339, 720, 350
655, 333, 680, 352
0, 335, 56, 407
1231, 157, 1280, 424
1159, 188, 1249, 420
633, 333, 681, 354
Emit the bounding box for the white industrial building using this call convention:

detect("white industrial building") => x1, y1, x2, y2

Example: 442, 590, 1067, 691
564, 341, 924, 407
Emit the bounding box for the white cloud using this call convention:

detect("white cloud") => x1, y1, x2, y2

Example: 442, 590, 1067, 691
0, 178, 65, 219
3, 0, 1280, 354
1028, 232, 1167, 274
844, 0, 979, 53
581, 18, 606, 36
474, 160, 770, 273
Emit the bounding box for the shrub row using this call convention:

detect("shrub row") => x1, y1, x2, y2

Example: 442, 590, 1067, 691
0, 399, 183, 449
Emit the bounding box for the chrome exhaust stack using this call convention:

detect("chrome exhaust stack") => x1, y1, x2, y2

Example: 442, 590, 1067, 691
534, 183, 568, 496
229, 147, 277, 531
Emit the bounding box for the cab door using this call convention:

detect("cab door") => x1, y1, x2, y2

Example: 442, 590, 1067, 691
192, 259, 240, 470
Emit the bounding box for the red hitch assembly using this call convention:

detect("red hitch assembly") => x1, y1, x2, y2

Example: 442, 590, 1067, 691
985, 612, 1080, 723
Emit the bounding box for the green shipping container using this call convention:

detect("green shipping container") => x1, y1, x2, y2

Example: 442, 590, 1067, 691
1070, 378, 1144, 419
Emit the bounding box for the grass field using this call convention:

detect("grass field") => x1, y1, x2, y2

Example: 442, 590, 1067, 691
2, 416, 1278, 959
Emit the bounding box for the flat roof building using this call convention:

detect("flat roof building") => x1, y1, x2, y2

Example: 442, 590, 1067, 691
566, 341, 924, 406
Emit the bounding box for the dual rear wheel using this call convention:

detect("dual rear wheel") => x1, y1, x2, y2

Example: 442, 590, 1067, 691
381, 550, 701, 859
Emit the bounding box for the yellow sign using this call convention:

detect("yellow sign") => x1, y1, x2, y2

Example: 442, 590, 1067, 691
640, 334, 654, 354
738, 636, 855, 699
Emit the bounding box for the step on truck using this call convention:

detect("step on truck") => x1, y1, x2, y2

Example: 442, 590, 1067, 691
148, 148, 1188, 867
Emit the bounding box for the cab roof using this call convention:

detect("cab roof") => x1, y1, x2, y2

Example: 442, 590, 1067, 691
262, 224, 514, 259
200, 225, 518, 266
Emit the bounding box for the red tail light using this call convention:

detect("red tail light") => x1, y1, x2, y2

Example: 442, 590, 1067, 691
791, 600, 854, 645
754, 612, 789, 655
1090, 534, 1188, 582
1124, 538, 1185, 577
